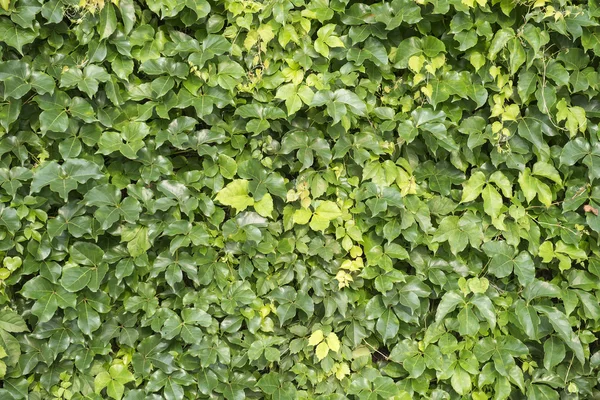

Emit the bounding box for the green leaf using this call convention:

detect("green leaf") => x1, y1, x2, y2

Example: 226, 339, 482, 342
0, 19, 37, 54
482, 184, 503, 219
3, 1, 600, 397
532, 161, 561, 184
433, 213, 483, 254
518, 118, 546, 152
535, 306, 585, 364
435, 291, 464, 322
315, 341, 329, 360
0, 206, 21, 232
543, 336, 565, 370
98, 3, 117, 40
309, 200, 342, 231
450, 366, 471, 395
560, 137, 590, 166
41, 0, 63, 23
372, 377, 399, 398
30, 159, 103, 199
39, 108, 68, 133
254, 193, 273, 218
60, 267, 92, 292
508, 38, 526, 74
78, 301, 101, 335
120, 0, 136, 34
376, 309, 399, 343
151, 76, 175, 98
482, 241, 534, 285
313, 201, 341, 221
471, 294, 496, 329
189, 35, 230, 67
0, 310, 28, 333
460, 171, 486, 203
0, 329, 20, 367
457, 307, 479, 336
122, 226, 151, 258
488, 28, 514, 60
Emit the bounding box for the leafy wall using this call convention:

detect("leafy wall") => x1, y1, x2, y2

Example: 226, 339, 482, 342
1, 0, 600, 398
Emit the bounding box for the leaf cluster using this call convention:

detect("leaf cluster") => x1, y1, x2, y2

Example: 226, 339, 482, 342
1, 0, 600, 399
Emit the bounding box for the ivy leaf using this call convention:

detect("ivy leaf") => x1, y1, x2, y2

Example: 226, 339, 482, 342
470, 294, 496, 329
482, 241, 534, 285
376, 309, 399, 343
61, 267, 93, 292
189, 35, 230, 68
309, 201, 342, 231
0, 310, 28, 333
215, 179, 254, 213
39, 108, 68, 133
451, 366, 472, 395
98, 3, 117, 40
535, 306, 585, 364
461, 171, 486, 203
315, 342, 329, 360
3, 0, 600, 397
433, 212, 483, 254
0, 19, 37, 54
482, 185, 503, 218
95, 364, 134, 400
31, 159, 103, 199
122, 226, 151, 258
543, 336, 565, 370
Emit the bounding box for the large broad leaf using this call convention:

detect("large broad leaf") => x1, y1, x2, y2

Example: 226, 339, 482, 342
30, 159, 103, 199
0, 310, 28, 333
482, 241, 534, 285
535, 306, 585, 365
188, 35, 230, 67
0, 19, 37, 54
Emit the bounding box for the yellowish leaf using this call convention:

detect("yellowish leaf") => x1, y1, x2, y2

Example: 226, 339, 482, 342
254, 193, 273, 218
335, 270, 353, 289
293, 208, 312, 225
326, 333, 340, 353
408, 55, 425, 72
214, 179, 254, 213
335, 363, 350, 380
257, 24, 275, 43
308, 330, 324, 346
421, 84, 432, 98
316, 341, 329, 360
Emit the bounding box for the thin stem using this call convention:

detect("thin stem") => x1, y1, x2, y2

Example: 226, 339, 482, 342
362, 339, 389, 361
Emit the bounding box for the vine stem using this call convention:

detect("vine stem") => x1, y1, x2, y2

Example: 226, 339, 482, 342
564, 354, 574, 386
362, 339, 389, 361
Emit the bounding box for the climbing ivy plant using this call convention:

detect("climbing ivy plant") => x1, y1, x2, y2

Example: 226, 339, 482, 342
1, 0, 600, 398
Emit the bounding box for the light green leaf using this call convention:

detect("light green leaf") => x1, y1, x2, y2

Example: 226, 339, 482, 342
482, 184, 503, 219
215, 179, 255, 213
254, 193, 273, 218
450, 366, 471, 396
461, 171, 486, 203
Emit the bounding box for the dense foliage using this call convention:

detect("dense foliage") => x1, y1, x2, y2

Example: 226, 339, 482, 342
1, 0, 600, 398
